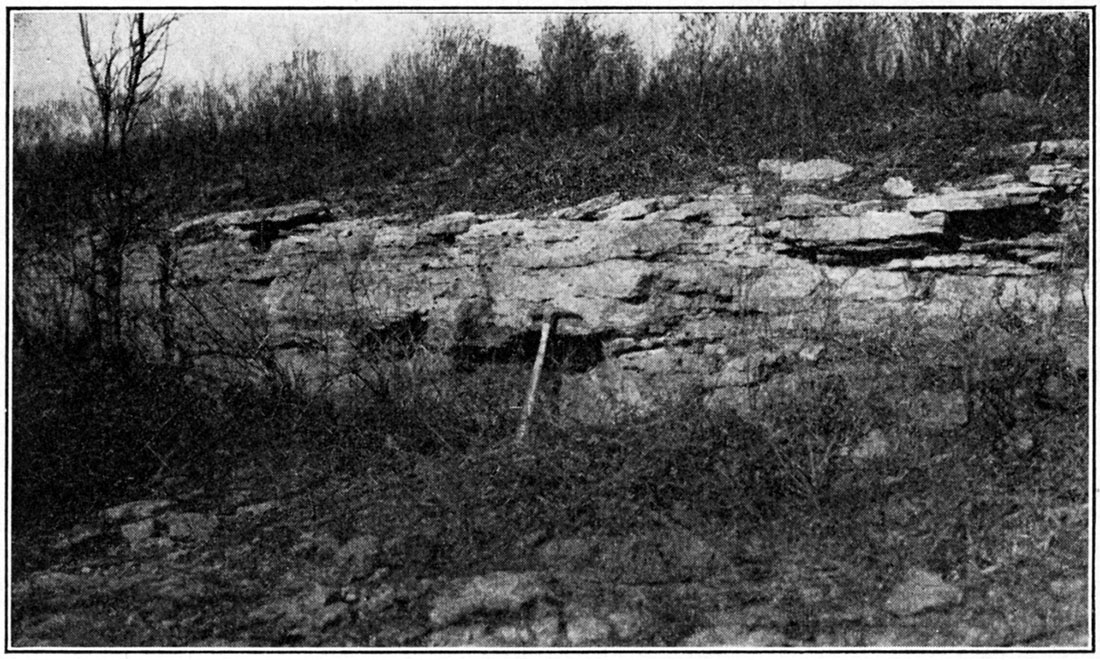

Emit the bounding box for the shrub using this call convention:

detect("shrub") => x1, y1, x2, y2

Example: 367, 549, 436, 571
11, 341, 226, 531
402, 391, 775, 571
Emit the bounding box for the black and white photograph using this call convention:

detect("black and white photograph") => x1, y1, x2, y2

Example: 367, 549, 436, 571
7, 4, 1094, 649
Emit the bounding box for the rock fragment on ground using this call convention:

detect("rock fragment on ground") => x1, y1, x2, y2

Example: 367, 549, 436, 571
882, 177, 915, 198
885, 568, 963, 616
847, 428, 893, 461
781, 158, 854, 183
429, 571, 552, 627
120, 519, 156, 548
334, 535, 380, 576
104, 499, 174, 523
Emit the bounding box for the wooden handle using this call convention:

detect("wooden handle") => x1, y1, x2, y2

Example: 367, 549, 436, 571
515, 318, 553, 447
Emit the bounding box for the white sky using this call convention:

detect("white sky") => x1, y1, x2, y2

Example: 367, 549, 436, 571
10, 10, 685, 107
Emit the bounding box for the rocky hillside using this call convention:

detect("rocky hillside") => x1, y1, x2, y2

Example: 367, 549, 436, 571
12, 138, 1090, 649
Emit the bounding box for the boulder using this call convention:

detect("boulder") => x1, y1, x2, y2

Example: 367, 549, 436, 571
1040, 139, 1088, 160
884, 568, 963, 616
882, 177, 915, 198
758, 158, 792, 175
1028, 163, 1087, 189
780, 158, 854, 183
846, 428, 894, 461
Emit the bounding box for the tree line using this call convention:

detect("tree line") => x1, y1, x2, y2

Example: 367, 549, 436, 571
17, 12, 1089, 151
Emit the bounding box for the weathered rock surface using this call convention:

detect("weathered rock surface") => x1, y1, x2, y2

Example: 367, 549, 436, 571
93, 148, 1089, 414
1029, 162, 1087, 190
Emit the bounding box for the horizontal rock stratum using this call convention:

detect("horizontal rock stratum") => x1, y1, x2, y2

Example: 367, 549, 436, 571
113, 164, 1087, 415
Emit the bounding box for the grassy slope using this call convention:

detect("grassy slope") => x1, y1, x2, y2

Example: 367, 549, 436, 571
103, 95, 1087, 225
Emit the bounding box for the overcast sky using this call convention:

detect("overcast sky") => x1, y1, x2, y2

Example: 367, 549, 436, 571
11, 10, 685, 107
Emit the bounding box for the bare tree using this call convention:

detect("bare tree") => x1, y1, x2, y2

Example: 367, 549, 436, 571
680, 13, 720, 110
80, 13, 176, 159
77, 12, 177, 348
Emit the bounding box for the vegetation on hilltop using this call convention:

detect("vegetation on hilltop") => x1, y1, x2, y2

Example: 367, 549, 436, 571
14, 12, 1089, 242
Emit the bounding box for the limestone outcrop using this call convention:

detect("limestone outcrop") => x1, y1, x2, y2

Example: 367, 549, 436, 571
116, 151, 1088, 414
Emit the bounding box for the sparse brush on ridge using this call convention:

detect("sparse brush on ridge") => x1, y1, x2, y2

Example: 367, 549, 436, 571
13, 12, 1089, 247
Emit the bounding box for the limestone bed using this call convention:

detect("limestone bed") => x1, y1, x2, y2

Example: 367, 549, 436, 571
96, 143, 1090, 417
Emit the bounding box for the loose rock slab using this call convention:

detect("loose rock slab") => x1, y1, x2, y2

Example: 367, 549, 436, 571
1028, 163, 1087, 189
907, 183, 1051, 214
781, 158, 854, 183
429, 571, 551, 627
